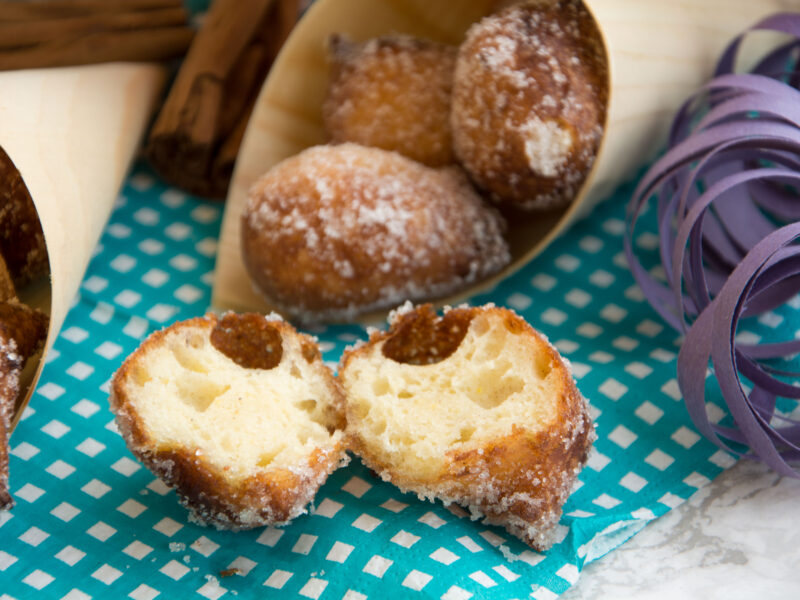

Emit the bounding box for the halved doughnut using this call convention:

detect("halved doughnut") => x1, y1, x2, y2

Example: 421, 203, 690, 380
340, 303, 594, 549
110, 313, 348, 529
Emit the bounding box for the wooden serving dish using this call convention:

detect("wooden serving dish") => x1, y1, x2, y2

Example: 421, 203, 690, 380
0, 62, 164, 428
213, 0, 796, 318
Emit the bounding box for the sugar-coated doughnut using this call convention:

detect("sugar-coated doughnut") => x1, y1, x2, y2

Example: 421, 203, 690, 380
241, 143, 510, 323
324, 35, 457, 167
0, 346, 16, 510
451, 0, 608, 211
0, 147, 48, 286
0, 299, 49, 511
110, 313, 349, 529
340, 303, 594, 550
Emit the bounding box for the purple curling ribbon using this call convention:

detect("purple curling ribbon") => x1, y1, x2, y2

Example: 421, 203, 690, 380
625, 14, 800, 477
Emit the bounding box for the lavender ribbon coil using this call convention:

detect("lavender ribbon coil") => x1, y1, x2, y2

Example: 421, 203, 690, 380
625, 14, 800, 477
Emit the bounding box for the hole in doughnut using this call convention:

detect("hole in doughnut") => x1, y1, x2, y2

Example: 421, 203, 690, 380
535, 356, 553, 380
472, 315, 490, 336
295, 399, 317, 413
176, 378, 230, 413
131, 365, 151, 386
171, 342, 209, 374
373, 418, 387, 435
257, 446, 284, 467
372, 377, 390, 396
464, 372, 524, 409
210, 313, 283, 370
301, 340, 319, 363
186, 332, 204, 349
503, 314, 526, 335
382, 305, 473, 365
294, 397, 334, 431
397, 390, 413, 399
352, 401, 370, 420
459, 425, 476, 442
477, 331, 504, 361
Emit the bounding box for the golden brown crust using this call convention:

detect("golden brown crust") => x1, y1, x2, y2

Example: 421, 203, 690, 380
341, 303, 594, 550
241, 144, 509, 323
0, 299, 48, 511
110, 313, 348, 529
0, 147, 49, 286
324, 35, 457, 167
0, 346, 18, 511
0, 301, 49, 361
0, 254, 15, 303
451, 0, 608, 211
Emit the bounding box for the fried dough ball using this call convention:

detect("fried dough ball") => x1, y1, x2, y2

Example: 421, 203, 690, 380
0, 299, 49, 511
0, 147, 49, 286
324, 35, 457, 167
451, 0, 608, 211
340, 303, 595, 550
110, 313, 348, 528
241, 143, 509, 323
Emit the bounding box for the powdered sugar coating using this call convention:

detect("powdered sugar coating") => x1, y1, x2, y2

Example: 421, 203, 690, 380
369, 375, 595, 550
324, 35, 457, 167
387, 299, 415, 324
340, 303, 595, 550
451, 0, 608, 211
110, 314, 349, 530
176, 450, 351, 530
522, 116, 573, 177
242, 144, 510, 323
0, 334, 21, 510
0, 297, 46, 511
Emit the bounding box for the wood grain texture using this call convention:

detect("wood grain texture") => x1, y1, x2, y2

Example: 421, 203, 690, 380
0, 63, 165, 428
213, 0, 796, 319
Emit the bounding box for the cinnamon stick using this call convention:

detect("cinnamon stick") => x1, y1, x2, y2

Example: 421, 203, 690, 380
0, 0, 183, 22
147, 0, 300, 198
0, 27, 194, 71
0, 0, 194, 71
0, 7, 189, 50
211, 0, 298, 186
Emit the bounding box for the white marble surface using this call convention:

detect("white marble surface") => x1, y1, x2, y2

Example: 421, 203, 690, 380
563, 460, 800, 600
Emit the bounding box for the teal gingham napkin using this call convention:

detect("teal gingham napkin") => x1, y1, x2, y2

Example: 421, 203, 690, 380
0, 162, 734, 600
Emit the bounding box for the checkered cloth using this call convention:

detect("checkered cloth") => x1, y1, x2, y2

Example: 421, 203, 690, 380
0, 162, 734, 599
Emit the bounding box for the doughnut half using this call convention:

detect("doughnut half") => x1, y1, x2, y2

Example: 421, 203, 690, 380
110, 313, 349, 529
340, 303, 594, 549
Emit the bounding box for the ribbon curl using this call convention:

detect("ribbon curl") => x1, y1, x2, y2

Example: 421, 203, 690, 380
625, 14, 800, 477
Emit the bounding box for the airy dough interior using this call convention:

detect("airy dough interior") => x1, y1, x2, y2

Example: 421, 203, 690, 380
344, 311, 560, 480
125, 323, 342, 480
